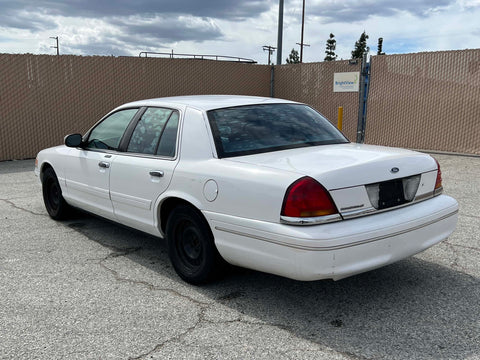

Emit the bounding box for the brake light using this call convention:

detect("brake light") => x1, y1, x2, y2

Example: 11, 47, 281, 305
281, 177, 338, 218
434, 158, 443, 191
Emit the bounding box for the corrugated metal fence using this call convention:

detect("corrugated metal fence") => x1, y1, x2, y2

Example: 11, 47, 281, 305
0, 50, 479, 161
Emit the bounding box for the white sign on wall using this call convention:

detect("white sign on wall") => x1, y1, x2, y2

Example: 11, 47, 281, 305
333, 72, 360, 92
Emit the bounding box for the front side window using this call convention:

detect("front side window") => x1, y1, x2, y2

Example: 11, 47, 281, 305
127, 107, 179, 157
207, 103, 349, 158
86, 108, 138, 150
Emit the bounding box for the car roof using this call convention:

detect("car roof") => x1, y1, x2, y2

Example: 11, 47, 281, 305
117, 95, 299, 112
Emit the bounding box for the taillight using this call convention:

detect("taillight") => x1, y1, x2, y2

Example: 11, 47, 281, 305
281, 176, 338, 218
434, 158, 443, 193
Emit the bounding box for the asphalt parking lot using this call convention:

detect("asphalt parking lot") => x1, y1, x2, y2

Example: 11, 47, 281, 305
0, 154, 479, 360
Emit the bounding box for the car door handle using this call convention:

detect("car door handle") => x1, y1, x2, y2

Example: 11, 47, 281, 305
149, 170, 164, 177
98, 161, 110, 168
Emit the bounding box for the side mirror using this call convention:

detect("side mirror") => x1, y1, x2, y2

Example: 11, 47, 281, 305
64, 133, 83, 148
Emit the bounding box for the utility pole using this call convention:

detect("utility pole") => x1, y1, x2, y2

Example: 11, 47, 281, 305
299, 0, 306, 62
263, 45, 276, 65
296, 42, 310, 62
50, 36, 59, 56
276, 0, 284, 65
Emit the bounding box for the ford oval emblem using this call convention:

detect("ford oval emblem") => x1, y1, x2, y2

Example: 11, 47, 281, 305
390, 167, 399, 173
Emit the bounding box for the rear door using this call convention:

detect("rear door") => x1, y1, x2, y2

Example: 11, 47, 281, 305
109, 107, 181, 235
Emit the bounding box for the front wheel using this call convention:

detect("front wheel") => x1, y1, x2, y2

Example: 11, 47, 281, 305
166, 205, 224, 284
42, 167, 71, 220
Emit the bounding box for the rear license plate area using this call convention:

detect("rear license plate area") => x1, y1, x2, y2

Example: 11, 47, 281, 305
378, 179, 407, 210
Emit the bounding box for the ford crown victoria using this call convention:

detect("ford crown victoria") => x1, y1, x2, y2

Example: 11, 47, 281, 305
35, 95, 458, 284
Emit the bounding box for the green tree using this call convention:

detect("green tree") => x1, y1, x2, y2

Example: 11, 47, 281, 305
351, 31, 369, 59
286, 48, 300, 64
324, 33, 337, 61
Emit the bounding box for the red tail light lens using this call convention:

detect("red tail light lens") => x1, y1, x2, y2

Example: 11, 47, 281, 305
281, 177, 338, 217
434, 158, 442, 190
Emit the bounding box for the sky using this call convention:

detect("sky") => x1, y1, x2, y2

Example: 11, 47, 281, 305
0, 0, 479, 64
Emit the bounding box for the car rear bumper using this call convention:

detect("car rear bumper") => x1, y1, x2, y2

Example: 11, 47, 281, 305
205, 194, 458, 281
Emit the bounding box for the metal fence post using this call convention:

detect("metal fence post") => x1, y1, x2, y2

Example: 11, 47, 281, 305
356, 53, 371, 143
270, 66, 275, 97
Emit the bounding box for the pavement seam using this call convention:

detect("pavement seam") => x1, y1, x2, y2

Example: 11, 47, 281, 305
99, 247, 211, 305
447, 243, 480, 253
283, 347, 371, 360
461, 214, 480, 220
97, 247, 219, 359
127, 305, 207, 360
0, 198, 47, 217
443, 240, 475, 276
99, 249, 316, 359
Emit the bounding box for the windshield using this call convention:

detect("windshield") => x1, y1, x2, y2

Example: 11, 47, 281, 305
207, 103, 349, 158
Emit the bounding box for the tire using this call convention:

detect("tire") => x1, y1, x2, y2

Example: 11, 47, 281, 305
166, 205, 224, 284
42, 167, 71, 220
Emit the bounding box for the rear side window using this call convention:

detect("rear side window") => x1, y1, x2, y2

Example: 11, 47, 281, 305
127, 107, 179, 157
207, 103, 349, 158
156, 111, 179, 157
86, 108, 138, 150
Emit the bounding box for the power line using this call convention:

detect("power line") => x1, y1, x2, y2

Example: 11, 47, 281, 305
296, 42, 310, 62
262, 45, 276, 65
50, 36, 59, 56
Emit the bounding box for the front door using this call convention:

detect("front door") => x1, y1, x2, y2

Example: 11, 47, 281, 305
63, 108, 140, 219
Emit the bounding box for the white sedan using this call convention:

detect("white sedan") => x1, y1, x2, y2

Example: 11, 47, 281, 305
35, 95, 458, 284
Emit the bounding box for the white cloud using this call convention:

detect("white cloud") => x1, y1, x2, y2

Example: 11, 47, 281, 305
0, 0, 479, 62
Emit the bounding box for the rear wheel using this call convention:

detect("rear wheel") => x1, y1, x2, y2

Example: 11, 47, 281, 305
42, 167, 71, 220
166, 205, 224, 284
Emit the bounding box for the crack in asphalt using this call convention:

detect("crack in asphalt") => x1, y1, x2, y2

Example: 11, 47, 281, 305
38, 199, 478, 359
128, 311, 299, 360
73, 224, 480, 360
97, 247, 303, 360
0, 198, 47, 217
462, 214, 480, 220
99, 248, 211, 306
443, 240, 471, 275
448, 243, 480, 253
127, 306, 207, 360
283, 347, 371, 360
64, 220, 214, 307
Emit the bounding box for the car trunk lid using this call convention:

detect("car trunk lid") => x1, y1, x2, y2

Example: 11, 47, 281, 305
227, 143, 436, 190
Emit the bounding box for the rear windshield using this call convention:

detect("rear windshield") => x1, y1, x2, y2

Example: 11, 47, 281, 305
207, 103, 349, 158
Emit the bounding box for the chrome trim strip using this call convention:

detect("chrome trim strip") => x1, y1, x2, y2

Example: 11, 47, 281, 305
340, 204, 365, 211
343, 189, 444, 220
413, 192, 433, 202
280, 213, 342, 225
215, 209, 458, 252
79, 148, 178, 161
341, 207, 376, 219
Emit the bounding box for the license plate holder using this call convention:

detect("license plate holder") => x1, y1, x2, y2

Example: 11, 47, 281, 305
378, 179, 407, 210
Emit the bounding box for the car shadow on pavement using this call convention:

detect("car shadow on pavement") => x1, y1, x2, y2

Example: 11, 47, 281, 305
64, 212, 480, 360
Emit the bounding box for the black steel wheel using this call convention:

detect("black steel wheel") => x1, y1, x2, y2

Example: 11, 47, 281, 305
166, 205, 224, 284
42, 167, 71, 220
